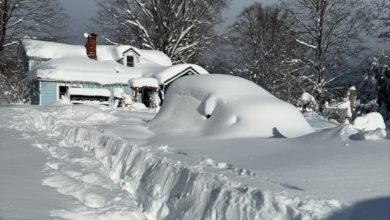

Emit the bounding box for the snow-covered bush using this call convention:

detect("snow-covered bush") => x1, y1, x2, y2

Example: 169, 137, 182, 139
298, 91, 352, 123
149, 74, 314, 138
338, 112, 388, 140
0, 67, 29, 104
353, 112, 386, 131
358, 55, 390, 121
149, 92, 161, 109
322, 98, 352, 123
297, 92, 318, 112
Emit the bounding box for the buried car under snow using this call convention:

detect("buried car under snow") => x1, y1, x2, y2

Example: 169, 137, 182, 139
148, 74, 314, 138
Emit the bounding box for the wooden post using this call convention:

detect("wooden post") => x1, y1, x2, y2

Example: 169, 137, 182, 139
348, 86, 357, 123
348, 86, 357, 111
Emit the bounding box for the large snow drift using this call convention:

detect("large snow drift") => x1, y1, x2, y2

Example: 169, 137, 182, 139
149, 74, 314, 138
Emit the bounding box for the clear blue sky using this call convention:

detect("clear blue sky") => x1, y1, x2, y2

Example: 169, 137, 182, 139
61, 0, 277, 44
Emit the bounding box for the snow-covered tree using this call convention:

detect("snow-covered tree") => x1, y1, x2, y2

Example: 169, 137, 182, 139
0, 0, 69, 60
370, 0, 390, 40
282, 0, 370, 102
94, 0, 228, 63
358, 54, 390, 121
219, 3, 309, 103
0, 0, 69, 103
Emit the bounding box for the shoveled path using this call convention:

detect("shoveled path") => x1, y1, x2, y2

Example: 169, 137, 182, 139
0, 122, 76, 220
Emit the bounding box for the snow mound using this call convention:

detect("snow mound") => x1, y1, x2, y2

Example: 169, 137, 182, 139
353, 112, 386, 131
149, 74, 314, 138
340, 125, 387, 140
13, 107, 340, 220
303, 112, 339, 131
301, 92, 316, 105
68, 88, 111, 97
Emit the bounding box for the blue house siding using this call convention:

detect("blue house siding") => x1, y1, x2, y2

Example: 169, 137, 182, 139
37, 81, 132, 106
40, 81, 57, 106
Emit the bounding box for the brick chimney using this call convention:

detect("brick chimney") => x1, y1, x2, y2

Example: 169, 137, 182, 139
85, 33, 97, 60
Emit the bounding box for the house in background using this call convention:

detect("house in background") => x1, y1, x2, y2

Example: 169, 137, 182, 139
18, 34, 208, 106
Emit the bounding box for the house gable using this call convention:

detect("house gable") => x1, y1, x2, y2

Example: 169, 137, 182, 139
122, 48, 141, 68
163, 66, 200, 85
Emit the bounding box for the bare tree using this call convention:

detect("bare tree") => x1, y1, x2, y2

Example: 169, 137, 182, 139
94, 0, 228, 63
358, 53, 390, 120
0, 0, 69, 59
370, 0, 390, 40
0, 0, 69, 103
282, 0, 370, 101
221, 3, 308, 103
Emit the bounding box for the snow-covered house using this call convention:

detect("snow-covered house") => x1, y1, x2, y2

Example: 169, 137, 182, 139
18, 34, 208, 106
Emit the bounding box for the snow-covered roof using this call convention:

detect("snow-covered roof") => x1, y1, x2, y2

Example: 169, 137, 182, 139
21, 39, 172, 66
129, 77, 159, 88
145, 64, 209, 85
30, 57, 143, 85
21, 39, 209, 85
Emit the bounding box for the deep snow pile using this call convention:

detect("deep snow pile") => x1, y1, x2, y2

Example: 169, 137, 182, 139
337, 112, 388, 141
2, 104, 389, 220
149, 74, 314, 138
353, 112, 386, 131
2, 105, 350, 220
1, 106, 148, 220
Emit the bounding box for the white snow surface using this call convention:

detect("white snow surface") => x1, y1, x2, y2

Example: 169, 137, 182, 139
30, 57, 143, 85
129, 77, 159, 88
149, 74, 315, 138
353, 112, 386, 131
68, 88, 111, 97
301, 92, 316, 105
0, 104, 389, 220
113, 88, 125, 98
22, 39, 172, 66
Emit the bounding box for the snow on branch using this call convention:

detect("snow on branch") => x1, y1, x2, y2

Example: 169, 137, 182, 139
295, 39, 317, 50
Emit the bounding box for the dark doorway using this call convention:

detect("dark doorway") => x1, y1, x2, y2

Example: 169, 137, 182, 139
59, 86, 69, 99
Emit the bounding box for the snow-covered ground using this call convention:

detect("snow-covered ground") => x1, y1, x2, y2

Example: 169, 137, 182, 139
0, 106, 147, 220
0, 103, 388, 220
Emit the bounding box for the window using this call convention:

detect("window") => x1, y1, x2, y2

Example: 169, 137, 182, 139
127, 56, 134, 67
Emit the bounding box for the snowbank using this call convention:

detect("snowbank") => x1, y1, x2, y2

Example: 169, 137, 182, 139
68, 88, 111, 97
338, 113, 388, 140
149, 74, 314, 138
353, 112, 386, 131
10, 106, 342, 220
303, 111, 339, 131
340, 124, 387, 141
